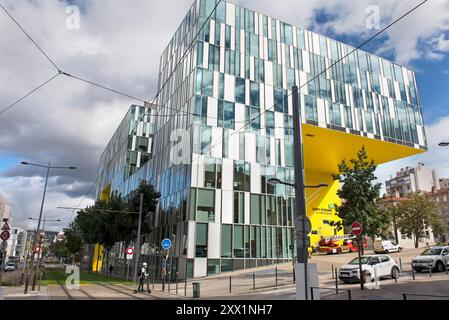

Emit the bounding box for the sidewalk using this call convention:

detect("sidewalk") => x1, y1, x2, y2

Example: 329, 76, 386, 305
0, 286, 50, 300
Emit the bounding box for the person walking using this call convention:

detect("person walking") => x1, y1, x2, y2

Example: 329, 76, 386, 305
109, 264, 114, 275
137, 262, 151, 293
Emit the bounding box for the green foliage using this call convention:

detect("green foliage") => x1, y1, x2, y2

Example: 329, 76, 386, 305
63, 222, 83, 258
49, 239, 70, 258
396, 191, 448, 248
332, 146, 391, 237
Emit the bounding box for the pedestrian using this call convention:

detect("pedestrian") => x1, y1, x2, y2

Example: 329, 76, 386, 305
109, 264, 114, 275
137, 262, 151, 293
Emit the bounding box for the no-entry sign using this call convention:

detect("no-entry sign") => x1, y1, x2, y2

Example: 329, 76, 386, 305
0, 230, 10, 241
126, 247, 134, 255
350, 222, 363, 237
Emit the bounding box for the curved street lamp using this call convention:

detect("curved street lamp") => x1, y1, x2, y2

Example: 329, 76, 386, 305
438, 142, 449, 147
21, 161, 76, 293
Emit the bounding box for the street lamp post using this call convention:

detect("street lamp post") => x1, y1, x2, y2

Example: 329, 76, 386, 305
21, 161, 75, 294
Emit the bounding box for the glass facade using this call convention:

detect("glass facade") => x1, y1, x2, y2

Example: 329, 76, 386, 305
98, 0, 427, 278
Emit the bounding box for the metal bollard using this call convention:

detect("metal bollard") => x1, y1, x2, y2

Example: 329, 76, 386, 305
411, 263, 415, 280
310, 287, 314, 300
347, 290, 352, 300
399, 258, 403, 272
184, 277, 187, 297
176, 272, 179, 295
428, 265, 432, 278
229, 276, 232, 294
275, 267, 278, 287
253, 273, 256, 290
331, 264, 334, 279
335, 268, 339, 295
152, 274, 155, 289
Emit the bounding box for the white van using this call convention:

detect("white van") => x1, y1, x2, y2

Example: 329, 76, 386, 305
374, 240, 402, 254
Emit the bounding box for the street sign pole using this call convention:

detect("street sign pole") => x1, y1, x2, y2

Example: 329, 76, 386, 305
133, 193, 144, 293
351, 222, 364, 290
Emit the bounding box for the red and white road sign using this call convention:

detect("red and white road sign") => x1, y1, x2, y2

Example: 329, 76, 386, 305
1, 221, 10, 231
0, 230, 10, 241
126, 247, 134, 255
350, 222, 363, 237
34, 246, 40, 253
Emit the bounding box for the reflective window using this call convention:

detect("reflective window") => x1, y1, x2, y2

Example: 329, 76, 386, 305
196, 223, 208, 257
197, 189, 215, 222
221, 224, 232, 258
235, 77, 246, 104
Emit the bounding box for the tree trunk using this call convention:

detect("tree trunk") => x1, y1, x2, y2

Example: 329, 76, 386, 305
414, 234, 419, 248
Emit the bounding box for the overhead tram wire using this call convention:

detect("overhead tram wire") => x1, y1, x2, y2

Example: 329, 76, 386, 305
0, 3, 59, 71
72, 0, 224, 212
0, 73, 60, 115
139, 0, 430, 194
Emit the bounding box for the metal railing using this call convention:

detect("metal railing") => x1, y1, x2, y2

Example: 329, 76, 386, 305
402, 293, 449, 300
310, 286, 352, 300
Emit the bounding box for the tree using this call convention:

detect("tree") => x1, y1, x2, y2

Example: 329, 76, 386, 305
49, 239, 70, 260
396, 192, 447, 248
63, 222, 83, 263
332, 146, 391, 247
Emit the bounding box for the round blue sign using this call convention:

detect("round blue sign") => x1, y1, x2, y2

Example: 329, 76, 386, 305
161, 238, 172, 250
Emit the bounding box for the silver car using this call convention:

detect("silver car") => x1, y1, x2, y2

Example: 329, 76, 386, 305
412, 246, 449, 272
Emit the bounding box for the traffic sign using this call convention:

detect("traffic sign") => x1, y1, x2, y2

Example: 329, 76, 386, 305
350, 222, 363, 237
126, 247, 134, 255
0, 230, 10, 241
1, 221, 10, 231
161, 238, 172, 250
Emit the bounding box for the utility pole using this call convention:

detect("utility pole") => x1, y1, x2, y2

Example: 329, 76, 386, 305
292, 85, 318, 300
25, 163, 49, 294
133, 193, 144, 291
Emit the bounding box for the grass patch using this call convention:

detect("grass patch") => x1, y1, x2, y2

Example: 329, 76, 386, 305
41, 268, 133, 286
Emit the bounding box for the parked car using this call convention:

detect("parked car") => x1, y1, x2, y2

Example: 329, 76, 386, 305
4, 262, 16, 272
412, 246, 449, 273
373, 239, 402, 254
338, 255, 400, 283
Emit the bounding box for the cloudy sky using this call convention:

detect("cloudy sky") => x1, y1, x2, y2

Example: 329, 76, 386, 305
0, 0, 448, 231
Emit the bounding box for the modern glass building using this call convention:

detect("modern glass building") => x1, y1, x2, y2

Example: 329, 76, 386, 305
97, 104, 155, 200
98, 0, 427, 278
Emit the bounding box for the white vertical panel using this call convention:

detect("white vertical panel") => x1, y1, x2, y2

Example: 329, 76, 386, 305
207, 96, 217, 126
263, 37, 268, 60
250, 56, 255, 81
394, 82, 401, 100
203, 43, 209, 68
208, 223, 221, 258
214, 190, 222, 224
260, 83, 265, 109
300, 70, 308, 95
194, 258, 207, 278
312, 33, 320, 55
275, 112, 284, 139
196, 156, 205, 188
187, 221, 195, 259
254, 12, 259, 34
302, 50, 310, 74
268, 17, 272, 39
230, 129, 240, 160
317, 98, 326, 128
191, 158, 199, 188
265, 61, 273, 86
417, 125, 425, 145
224, 74, 235, 102
222, 158, 234, 191
265, 84, 274, 107
221, 190, 233, 224
270, 137, 276, 166
240, 30, 245, 53
276, 20, 281, 42
240, 53, 245, 78
230, 26, 235, 51
226, 2, 235, 26
210, 20, 215, 44
251, 163, 261, 194
245, 133, 256, 163
211, 127, 223, 158
244, 192, 250, 225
